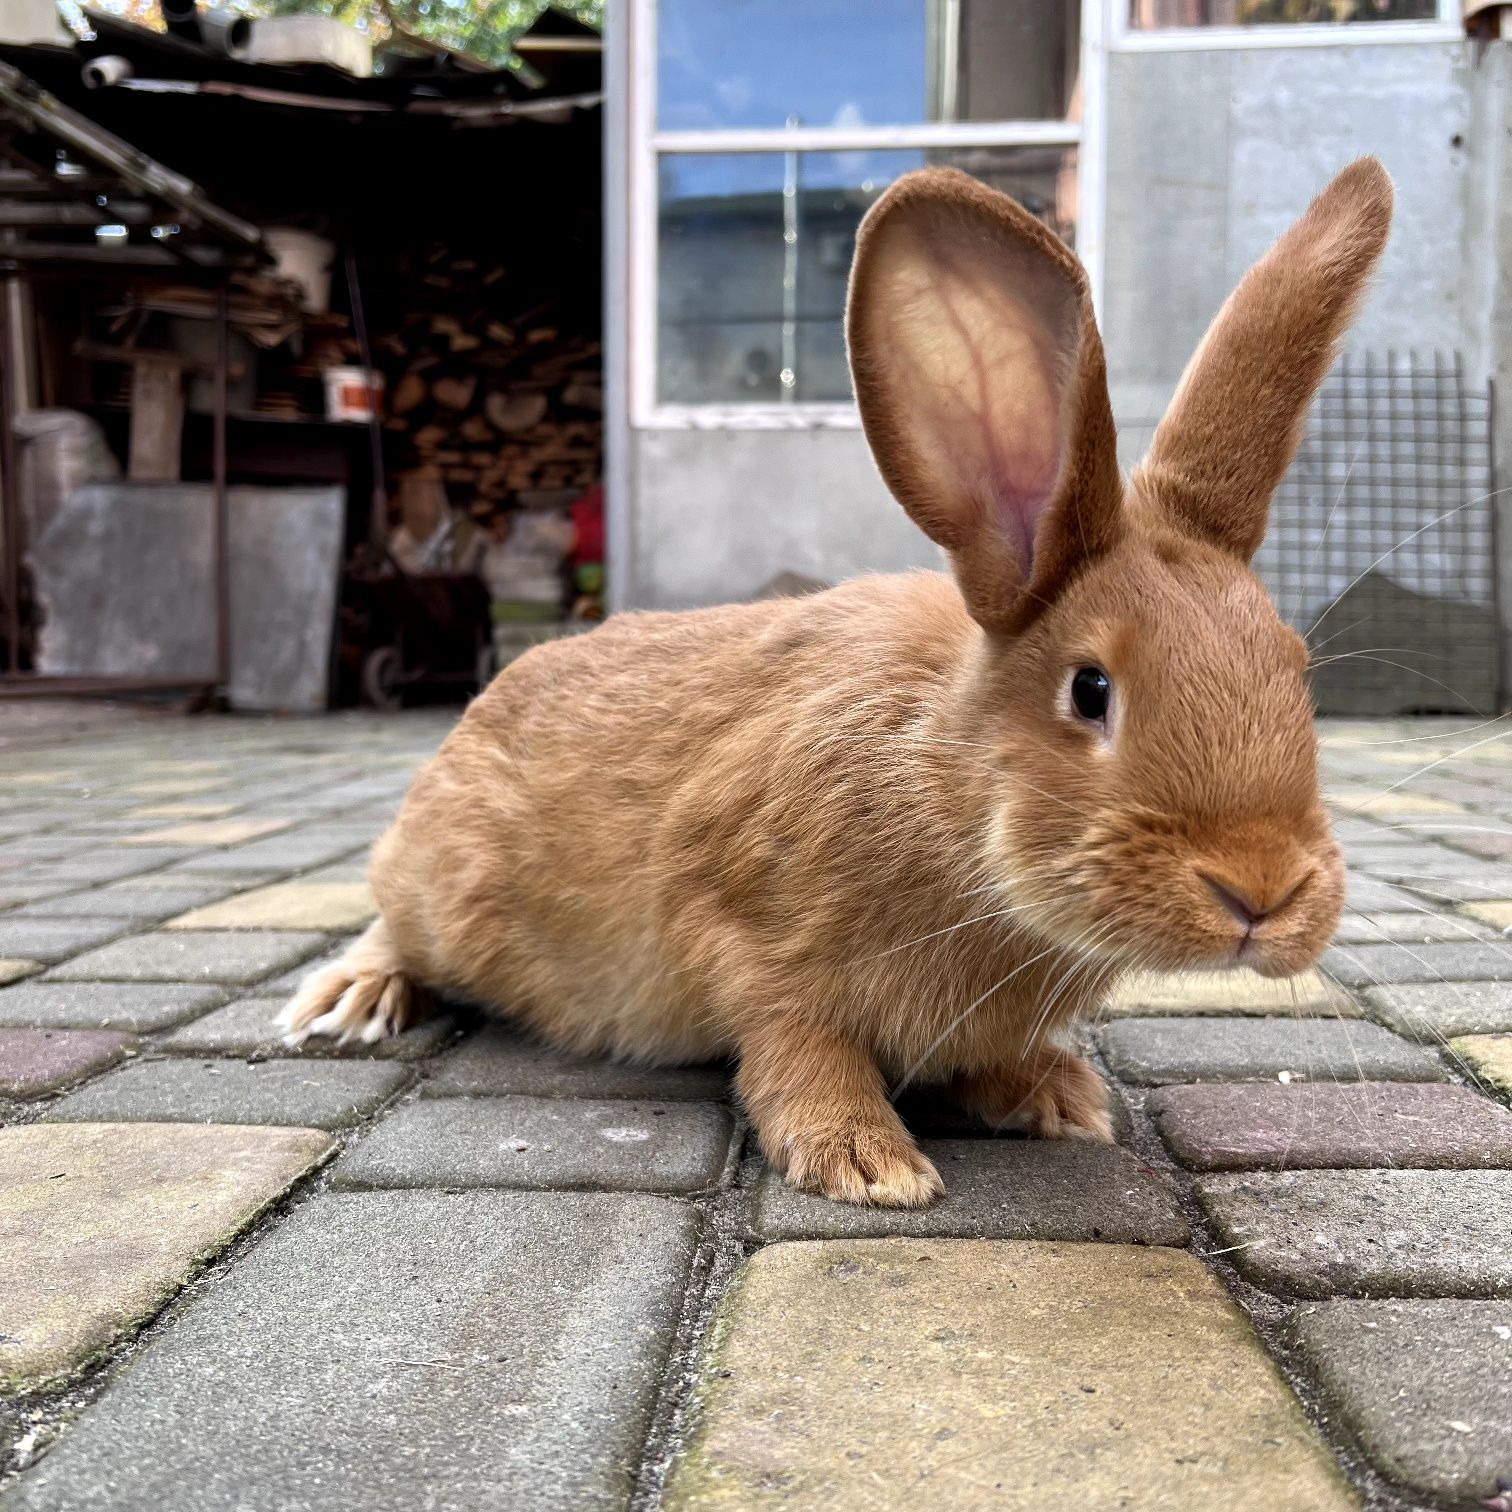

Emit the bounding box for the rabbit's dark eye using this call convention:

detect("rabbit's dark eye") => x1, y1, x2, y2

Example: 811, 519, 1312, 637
1070, 666, 1111, 723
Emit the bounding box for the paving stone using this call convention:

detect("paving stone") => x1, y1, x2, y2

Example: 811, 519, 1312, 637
163, 880, 375, 932
44, 929, 328, 985
162, 995, 458, 1061
752, 1140, 1188, 1244
1362, 981, 1512, 1041
0, 1121, 332, 1391
0, 1028, 133, 1097
0, 917, 131, 964
1450, 1033, 1512, 1097
1436, 829, 1512, 860
1362, 862, 1512, 906
423, 1021, 730, 1100
44, 1055, 408, 1130
2, 1189, 695, 1512
169, 828, 371, 876
1149, 1082, 1512, 1170
22, 849, 193, 886
1463, 899, 1512, 931
1099, 1016, 1443, 1085
157, 863, 286, 890
1345, 874, 1430, 912
1195, 1169, 1512, 1297
663, 1240, 1353, 1511
0, 880, 77, 908
1323, 940, 1512, 986
123, 803, 240, 820
0, 981, 225, 1031
6, 883, 235, 922
119, 818, 291, 847
1099, 966, 1357, 1017
1333, 792, 1465, 816
1290, 1299, 1512, 1505
1330, 910, 1495, 945
334, 1095, 732, 1193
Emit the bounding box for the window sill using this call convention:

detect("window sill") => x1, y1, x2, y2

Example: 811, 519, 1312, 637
1110, 20, 1463, 52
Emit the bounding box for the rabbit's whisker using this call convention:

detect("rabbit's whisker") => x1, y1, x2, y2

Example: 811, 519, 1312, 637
889, 942, 1064, 1100
860, 891, 1081, 963
1306, 484, 1512, 641
1330, 711, 1511, 747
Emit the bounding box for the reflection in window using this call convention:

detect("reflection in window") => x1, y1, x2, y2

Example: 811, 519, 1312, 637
657, 148, 1077, 404
1129, 0, 1436, 26
657, 0, 1081, 130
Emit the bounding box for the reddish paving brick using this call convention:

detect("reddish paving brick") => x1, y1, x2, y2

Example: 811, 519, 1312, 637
0, 1028, 133, 1098
1149, 1081, 1512, 1171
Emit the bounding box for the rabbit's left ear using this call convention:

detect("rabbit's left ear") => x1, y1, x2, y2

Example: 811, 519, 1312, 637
1134, 157, 1393, 563
848, 168, 1122, 636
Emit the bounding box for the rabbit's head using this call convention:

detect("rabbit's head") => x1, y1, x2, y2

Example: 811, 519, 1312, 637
848, 159, 1393, 979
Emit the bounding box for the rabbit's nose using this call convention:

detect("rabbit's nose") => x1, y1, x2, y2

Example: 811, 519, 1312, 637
1199, 871, 1310, 930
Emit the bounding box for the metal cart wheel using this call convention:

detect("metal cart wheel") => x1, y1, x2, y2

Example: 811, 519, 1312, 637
361, 646, 403, 711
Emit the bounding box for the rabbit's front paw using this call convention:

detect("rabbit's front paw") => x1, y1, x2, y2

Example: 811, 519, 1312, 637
780, 1124, 945, 1208
961, 1047, 1115, 1144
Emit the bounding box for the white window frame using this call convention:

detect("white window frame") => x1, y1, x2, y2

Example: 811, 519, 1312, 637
1110, 0, 1459, 51
626, 0, 1108, 431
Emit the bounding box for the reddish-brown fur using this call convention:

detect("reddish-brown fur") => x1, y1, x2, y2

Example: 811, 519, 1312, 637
281, 159, 1393, 1206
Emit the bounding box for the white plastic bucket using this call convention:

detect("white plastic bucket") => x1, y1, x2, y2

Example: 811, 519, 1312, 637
265, 227, 335, 312
324, 366, 384, 423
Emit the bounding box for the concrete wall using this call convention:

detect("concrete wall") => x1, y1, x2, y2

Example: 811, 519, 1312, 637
626, 426, 939, 610
624, 36, 1482, 612
1462, 41, 1512, 694
1103, 40, 1474, 442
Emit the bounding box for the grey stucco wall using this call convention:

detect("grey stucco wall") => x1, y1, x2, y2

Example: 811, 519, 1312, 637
1103, 39, 1474, 441
626, 38, 1480, 611
627, 426, 939, 610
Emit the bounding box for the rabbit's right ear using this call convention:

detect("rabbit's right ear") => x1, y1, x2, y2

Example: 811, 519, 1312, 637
847, 168, 1122, 636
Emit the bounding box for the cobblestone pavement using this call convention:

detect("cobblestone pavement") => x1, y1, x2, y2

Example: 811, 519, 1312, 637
0, 705, 1510, 1510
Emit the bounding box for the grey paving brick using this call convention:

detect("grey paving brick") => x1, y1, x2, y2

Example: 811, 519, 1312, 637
1149, 1082, 1512, 1170
0, 879, 79, 908
0, 981, 224, 1032
1289, 1299, 1512, 1505
752, 1140, 1189, 1244
0, 918, 133, 964
43, 1056, 409, 1130
11, 883, 237, 922
162, 996, 459, 1061
0, 1028, 133, 1097
1323, 941, 1512, 986
1345, 874, 1428, 912
169, 828, 371, 877
44, 930, 328, 985
1330, 910, 1495, 945
423, 1021, 729, 1101
1360, 980, 1512, 1041
1099, 1017, 1443, 1085
334, 1095, 732, 1193
0, 1190, 695, 1512
1362, 862, 1512, 906
23, 849, 193, 886
1196, 1169, 1512, 1297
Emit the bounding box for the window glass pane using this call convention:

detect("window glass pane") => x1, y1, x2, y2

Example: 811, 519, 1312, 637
1129, 0, 1435, 27
657, 147, 1077, 404
657, 1, 1081, 129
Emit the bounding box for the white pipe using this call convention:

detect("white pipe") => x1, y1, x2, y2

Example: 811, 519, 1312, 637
81, 55, 132, 89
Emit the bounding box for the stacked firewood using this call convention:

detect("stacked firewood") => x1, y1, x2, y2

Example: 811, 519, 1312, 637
358, 244, 603, 520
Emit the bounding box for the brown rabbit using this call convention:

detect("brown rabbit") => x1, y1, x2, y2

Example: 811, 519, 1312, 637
280, 159, 1391, 1206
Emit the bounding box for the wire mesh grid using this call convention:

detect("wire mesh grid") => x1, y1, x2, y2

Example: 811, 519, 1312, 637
1125, 352, 1502, 716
